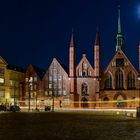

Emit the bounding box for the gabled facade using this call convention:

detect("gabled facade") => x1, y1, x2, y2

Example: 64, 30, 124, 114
23, 64, 45, 108
43, 58, 69, 108
76, 54, 95, 108
100, 48, 139, 108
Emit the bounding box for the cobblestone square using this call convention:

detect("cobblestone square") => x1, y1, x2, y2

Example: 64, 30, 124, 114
0, 111, 140, 140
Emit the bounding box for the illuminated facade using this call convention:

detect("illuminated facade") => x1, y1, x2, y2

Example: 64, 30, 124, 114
43, 58, 70, 108
1, 8, 140, 109
67, 8, 140, 108
0, 56, 24, 105
21, 8, 140, 109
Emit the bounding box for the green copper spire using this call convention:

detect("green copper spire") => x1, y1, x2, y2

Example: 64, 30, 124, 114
118, 7, 121, 33
116, 6, 124, 51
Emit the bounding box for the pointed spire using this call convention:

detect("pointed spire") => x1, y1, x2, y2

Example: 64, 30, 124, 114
118, 5, 122, 34
95, 31, 100, 46
70, 29, 75, 48
116, 6, 124, 51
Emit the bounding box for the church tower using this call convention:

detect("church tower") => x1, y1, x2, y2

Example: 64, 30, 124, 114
69, 31, 77, 105
69, 31, 76, 78
94, 31, 100, 100
116, 6, 124, 51
94, 31, 100, 78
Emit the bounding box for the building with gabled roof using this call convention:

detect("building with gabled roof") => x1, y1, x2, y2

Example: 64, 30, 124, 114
23, 64, 46, 108
43, 58, 69, 109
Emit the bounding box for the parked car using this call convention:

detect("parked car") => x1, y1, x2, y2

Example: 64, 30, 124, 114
0, 105, 6, 111
8, 105, 21, 112
45, 106, 51, 111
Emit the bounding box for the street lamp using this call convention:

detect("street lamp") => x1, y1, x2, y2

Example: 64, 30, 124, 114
52, 80, 55, 112
13, 82, 16, 107
35, 91, 37, 110
137, 74, 140, 117
28, 79, 32, 112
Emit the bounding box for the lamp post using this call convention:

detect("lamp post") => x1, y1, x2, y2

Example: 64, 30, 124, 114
28, 82, 32, 112
35, 91, 37, 110
137, 74, 140, 117
13, 82, 16, 106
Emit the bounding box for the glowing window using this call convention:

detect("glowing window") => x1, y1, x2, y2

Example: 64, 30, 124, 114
25, 78, 28, 82
49, 84, 52, 88
49, 76, 52, 81
63, 91, 66, 96
29, 77, 33, 82
49, 91, 52, 95
0, 78, 4, 83
0, 90, 4, 97
34, 76, 37, 82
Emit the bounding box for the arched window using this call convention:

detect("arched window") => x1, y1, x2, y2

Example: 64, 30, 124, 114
81, 83, 88, 96
103, 97, 109, 101
82, 63, 87, 76
117, 95, 124, 101
127, 72, 135, 89
116, 94, 126, 107
105, 74, 112, 89
115, 69, 124, 89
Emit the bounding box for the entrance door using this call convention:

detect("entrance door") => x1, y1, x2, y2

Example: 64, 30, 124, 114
81, 97, 88, 108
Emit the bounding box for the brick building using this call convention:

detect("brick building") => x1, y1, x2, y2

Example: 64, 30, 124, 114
1, 8, 140, 109
65, 8, 140, 109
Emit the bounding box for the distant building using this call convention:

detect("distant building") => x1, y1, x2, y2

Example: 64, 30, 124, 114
0, 56, 24, 105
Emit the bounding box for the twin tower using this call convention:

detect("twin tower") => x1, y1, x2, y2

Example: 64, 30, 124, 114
68, 7, 125, 103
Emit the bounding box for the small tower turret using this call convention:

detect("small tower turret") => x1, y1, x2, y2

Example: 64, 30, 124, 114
94, 31, 101, 101
94, 31, 100, 77
69, 31, 76, 77
69, 30, 78, 105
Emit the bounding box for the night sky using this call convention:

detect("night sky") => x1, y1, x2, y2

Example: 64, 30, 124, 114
0, 0, 140, 71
